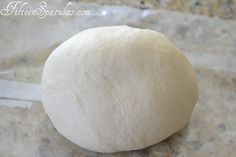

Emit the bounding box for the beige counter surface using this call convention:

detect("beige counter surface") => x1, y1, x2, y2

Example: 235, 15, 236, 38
78, 0, 236, 19
0, 1, 236, 157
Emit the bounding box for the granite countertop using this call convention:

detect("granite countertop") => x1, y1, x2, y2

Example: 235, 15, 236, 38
78, 0, 236, 20
0, 1, 236, 157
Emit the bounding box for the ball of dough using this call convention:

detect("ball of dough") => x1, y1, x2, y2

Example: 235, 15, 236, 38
42, 26, 198, 153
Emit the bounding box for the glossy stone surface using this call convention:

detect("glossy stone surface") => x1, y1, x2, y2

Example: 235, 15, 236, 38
0, 2, 235, 157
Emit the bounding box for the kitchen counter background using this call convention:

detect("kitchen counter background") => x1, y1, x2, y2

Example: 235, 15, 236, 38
0, 1, 236, 157
79, 0, 236, 20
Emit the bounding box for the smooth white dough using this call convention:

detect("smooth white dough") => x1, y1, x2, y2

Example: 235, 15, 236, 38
42, 26, 198, 153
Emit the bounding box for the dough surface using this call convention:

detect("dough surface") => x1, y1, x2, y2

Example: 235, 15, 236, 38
42, 26, 198, 153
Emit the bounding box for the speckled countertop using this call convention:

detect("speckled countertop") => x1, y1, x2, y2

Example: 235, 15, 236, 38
78, 0, 236, 19
0, 1, 236, 157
